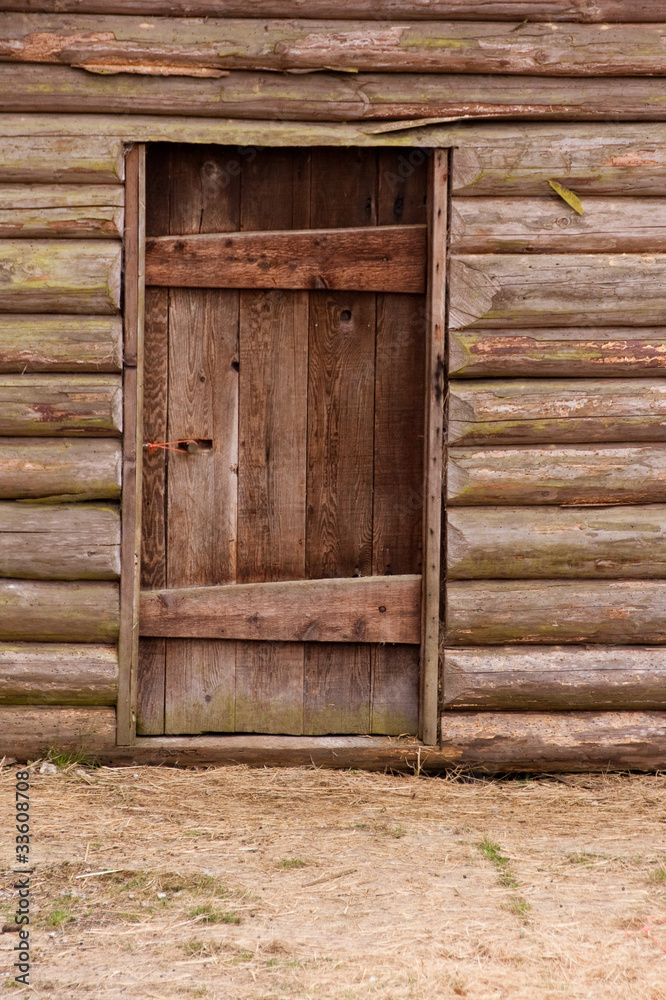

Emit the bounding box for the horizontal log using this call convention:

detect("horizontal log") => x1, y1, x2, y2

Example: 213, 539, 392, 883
442, 646, 666, 710
0, 315, 122, 372
450, 198, 666, 254
0, 375, 122, 436
0, 502, 119, 580
0, 183, 123, 238
447, 505, 666, 579
439, 711, 666, 772
0, 580, 119, 641
0, 705, 116, 755
145, 226, 426, 292
449, 254, 666, 330
0, 437, 121, 500
7, 15, 666, 77
449, 327, 666, 378
452, 126, 666, 197
0, 642, 117, 704
0, 134, 124, 183
1, 3, 664, 23
447, 444, 666, 507
0, 239, 121, 314
448, 379, 666, 447
9, 65, 666, 121
446, 579, 666, 644
141, 574, 421, 643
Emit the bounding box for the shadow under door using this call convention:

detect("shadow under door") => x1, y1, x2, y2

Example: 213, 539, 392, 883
137, 144, 432, 736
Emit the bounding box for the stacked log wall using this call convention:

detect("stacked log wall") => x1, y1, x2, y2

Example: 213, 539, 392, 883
443, 138, 666, 758
0, 136, 124, 754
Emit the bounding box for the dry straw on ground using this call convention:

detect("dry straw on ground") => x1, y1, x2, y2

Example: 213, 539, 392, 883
1, 762, 666, 999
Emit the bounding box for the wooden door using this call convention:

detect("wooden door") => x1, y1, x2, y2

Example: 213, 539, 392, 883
137, 144, 439, 737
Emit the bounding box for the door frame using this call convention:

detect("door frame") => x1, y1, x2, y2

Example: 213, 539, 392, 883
118, 141, 447, 747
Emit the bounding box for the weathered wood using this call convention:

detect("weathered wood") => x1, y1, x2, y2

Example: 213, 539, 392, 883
0, 183, 123, 238
0, 314, 122, 372
141, 575, 421, 644
136, 637, 165, 735
439, 711, 666, 772
446, 580, 666, 644
0, 374, 122, 436
10, 15, 666, 76
9, 65, 666, 121
0, 437, 121, 500
447, 505, 666, 580
0, 580, 119, 642
448, 379, 666, 447
442, 646, 666, 710
0, 134, 124, 183
419, 148, 447, 747
117, 145, 145, 747
0, 705, 116, 755
452, 127, 666, 197
0, 501, 119, 580
2, 3, 665, 23
0, 642, 117, 705
371, 645, 419, 735
235, 148, 309, 737
449, 327, 666, 378
447, 444, 666, 507
146, 226, 426, 293
450, 198, 666, 254
449, 254, 666, 330
162, 145, 240, 738
304, 147, 377, 740
0, 239, 121, 314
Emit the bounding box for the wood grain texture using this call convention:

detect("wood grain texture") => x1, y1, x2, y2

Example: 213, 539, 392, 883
0, 642, 117, 705
449, 254, 666, 330
371, 645, 419, 735
304, 642, 370, 735
447, 444, 666, 507
146, 226, 426, 293
451, 125, 666, 197
164, 639, 235, 734
447, 505, 666, 580
449, 327, 666, 378
0, 501, 119, 580
136, 637, 164, 735
439, 711, 666, 772
11, 65, 666, 121
140, 290, 168, 588
0, 374, 122, 436
162, 144, 240, 738
446, 579, 666, 645
450, 197, 666, 254
141, 575, 421, 644
235, 148, 309, 736
2, 3, 666, 23
0, 705, 116, 755
448, 378, 666, 447
12, 15, 666, 76
0, 134, 124, 183
0, 183, 124, 238
0, 239, 122, 314
0, 437, 121, 500
442, 646, 666, 710
0, 315, 122, 372
0, 580, 119, 642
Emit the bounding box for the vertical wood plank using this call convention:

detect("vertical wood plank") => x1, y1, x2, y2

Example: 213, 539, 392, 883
117, 143, 145, 746
304, 148, 376, 735
164, 146, 240, 735
421, 149, 448, 746
371, 149, 427, 735
137, 144, 169, 735
235, 148, 310, 735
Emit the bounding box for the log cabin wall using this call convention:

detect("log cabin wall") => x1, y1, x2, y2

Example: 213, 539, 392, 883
0, 0, 665, 767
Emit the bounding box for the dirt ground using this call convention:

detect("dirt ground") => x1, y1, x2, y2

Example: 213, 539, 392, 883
1, 761, 666, 1000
